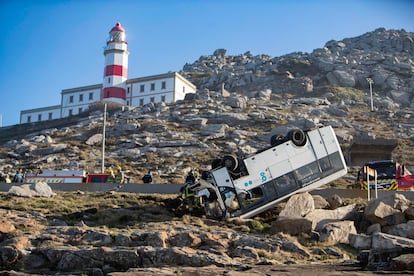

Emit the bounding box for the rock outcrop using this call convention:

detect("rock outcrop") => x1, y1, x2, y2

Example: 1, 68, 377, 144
1, 190, 414, 274
182, 28, 414, 108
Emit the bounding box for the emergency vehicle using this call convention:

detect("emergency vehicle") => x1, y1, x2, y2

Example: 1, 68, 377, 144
356, 160, 414, 190
25, 170, 128, 184
182, 125, 348, 219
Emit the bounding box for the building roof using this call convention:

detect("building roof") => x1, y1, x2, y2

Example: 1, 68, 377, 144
61, 84, 102, 95
127, 72, 196, 89
350, 137, 398, 153
59, 72, 196, 96
20, 105, 62, 114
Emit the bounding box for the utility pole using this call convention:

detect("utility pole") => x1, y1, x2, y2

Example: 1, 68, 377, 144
101, 103, 107, 173
366, 78, 374, 112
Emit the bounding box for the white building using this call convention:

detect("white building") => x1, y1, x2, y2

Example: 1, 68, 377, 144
20, 22, 196, 124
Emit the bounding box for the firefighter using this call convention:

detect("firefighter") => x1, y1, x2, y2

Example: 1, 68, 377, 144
115, 167, 125, 184
193, 168, 200, 181
107, 167, 115, 179
182, 182, 196, 211
180, 180, 205, 214
185, 170, 196, 184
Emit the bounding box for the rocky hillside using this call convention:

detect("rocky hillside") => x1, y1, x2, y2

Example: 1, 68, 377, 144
181, 28, 414, 106
0, 28, 413, 184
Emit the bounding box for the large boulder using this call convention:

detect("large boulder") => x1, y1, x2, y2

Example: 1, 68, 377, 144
326, 70, 356, 87
85, 133, 103, 146
372, 232, 414, 253
273, 192, 316, 236
349, 233, 372, 250
364, 201, 406, 226
312, 195, 330, 209
383, 220, 414, 239
15, 140, 37, 155
169, 232, 202, 248
33, 182, 57, 197
0, 246, 20, 268
8, 182, 56, 198
319, 220, 357, 245
278, 192, 315, 218
364, 194, 409, 226
226, 95, 248, 109
144, 231, 169, 248
326, 194, 344, 209
389, 90, 411, 106
31, 144, 67, 156
391, 254, 414, 271
200, 124, 228, 137
305, 204, 357, 231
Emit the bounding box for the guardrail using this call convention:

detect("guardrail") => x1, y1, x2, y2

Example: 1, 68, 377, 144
0, 182, 183, 194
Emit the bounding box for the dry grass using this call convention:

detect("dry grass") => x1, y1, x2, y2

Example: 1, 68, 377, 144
0, 192, 177, 228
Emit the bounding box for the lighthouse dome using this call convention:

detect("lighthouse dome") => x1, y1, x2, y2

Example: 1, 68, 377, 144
111, 22, 125, 33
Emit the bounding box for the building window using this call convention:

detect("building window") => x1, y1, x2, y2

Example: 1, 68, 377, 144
69, 95, 74, 103
79, 94, 83, 102
140, 84, 145, 92
108, 77, 110, 83
183, 86, 185, 93
27, 116, 31, 123
150, 97, 155, 103
69, 109, 73, 116
139, 99, 144, 106
150, 83, 155, 91
38, 114, 42, 121
89, 92, 93, 100
48, 113, 52, 120
161, 81, 166, 89
127, 87, 130, 94
161, 95, 166, 102
78, 108, 82, 114
126, 100, 130, 106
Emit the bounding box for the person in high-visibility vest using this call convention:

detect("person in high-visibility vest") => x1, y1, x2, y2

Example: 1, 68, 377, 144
107, 167, 115, 179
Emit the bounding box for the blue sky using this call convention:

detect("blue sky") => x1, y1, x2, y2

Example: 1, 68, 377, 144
0, 0, 413, 127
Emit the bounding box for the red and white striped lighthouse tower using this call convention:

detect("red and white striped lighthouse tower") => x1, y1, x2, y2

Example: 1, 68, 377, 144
102, 22, 129, 104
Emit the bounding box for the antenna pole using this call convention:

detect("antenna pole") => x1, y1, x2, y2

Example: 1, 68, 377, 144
101, 103, 107, 173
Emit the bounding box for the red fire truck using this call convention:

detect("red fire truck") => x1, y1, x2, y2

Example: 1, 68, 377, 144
356, 160, 414, 190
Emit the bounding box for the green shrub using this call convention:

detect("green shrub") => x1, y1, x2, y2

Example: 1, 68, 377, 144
249, 219, 265, 232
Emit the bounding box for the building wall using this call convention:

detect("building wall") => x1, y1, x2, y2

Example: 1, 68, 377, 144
127, 76, 174, 106
61, 86, 102, 118
19, 72, 196, 124
174, 74, 196, 101
20, 105, 61, 124
126, 72, 196, 107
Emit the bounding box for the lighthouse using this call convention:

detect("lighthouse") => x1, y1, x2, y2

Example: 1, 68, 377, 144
102, 22, 129, 105
20, 22, 197, 125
